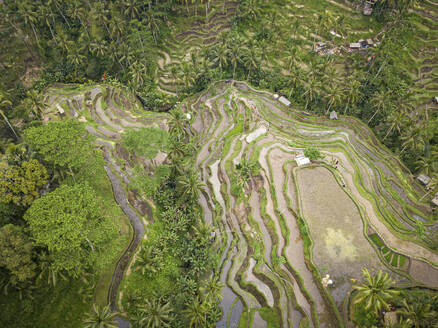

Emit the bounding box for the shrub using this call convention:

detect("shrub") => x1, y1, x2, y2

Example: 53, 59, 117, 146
304, 147, 321, 161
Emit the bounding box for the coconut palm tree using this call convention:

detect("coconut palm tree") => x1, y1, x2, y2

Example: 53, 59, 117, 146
145, 9, 162, 44
229, 43, 243, 79
134, 245, 159, 276
67, 47, 86, 71
178, 170, 205, 201
302, 77, 321, 110
37, 5, 56, 40
243, 47, 260, 79
184, 297, 207, 328
67, 0, 90, 37
200, 276, 224, 303
137, 299, 174, 328
0, 92, 19, 140
383, 110, 409, 141
415, 152, 438, 177
325, 84, 345, 114
90, 38, 108, 58
212, 43, 229, 72
343, 77, 362, 114
400, 127, 425, 155
123, 0, 140, 19
24, 90, 45, 119
83, 304, 119, 328
396, 298, 437, 328
352, 268, 399, 316
36, 252, 66, 287
238, 0, 261, 21
368, 90, 391, 124
48, 0, 70, 27
17, 2, 39, 45
179, 62, 196, 89
168, 108, 188, 139
92, 2, 112, 40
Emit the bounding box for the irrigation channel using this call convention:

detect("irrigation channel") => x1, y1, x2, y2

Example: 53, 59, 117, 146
43, 81, 438, 328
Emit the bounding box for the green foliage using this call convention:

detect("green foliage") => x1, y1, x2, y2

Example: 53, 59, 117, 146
121, 126, 168, 160
24, 183, 117, 276
352, 268, 399, 316
23, 119, 95, 172
304, 147, 321, 161
135, 298, 174, 328
0, 224, 37, 284
83, 304, 119, 328
0, 159, 48, 206
352, 303, 379, 328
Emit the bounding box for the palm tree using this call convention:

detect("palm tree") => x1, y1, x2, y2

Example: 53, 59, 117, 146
0, 92, 19, 140
53, 30, 74, 54
178, 171, 205, 201
83, 304, 119, 328
67, 47, 86, 71
168, 108, 188, 139
400, 127, 425, 155
302, 77, 321, 110
37, 5, 56, 40
397, 298, 437, 328
123, 0, 140, 19
137, 298, 174, 328
352, 268, 399, 316
92, 2, 112, 40
67, 0, 90, 37
37, 252, 66, 287
184, 297, 207, 328
415, 152, 438, 177
91, 38, 108, 58
243, 47, 260, 79
212, 43, 229, 72
130, 61, 148, 89
17, 2, 39, 44
179, 62, 195, 89
145, 9, 162, 44
343, 78, 362, 114
24, 90, 45, 119
229, 43, 243, 79
238, 0, 261, 21
383, 110, 409, 141
325, 84, 345, 114
110, 16, 126, 43
134, 245, 159, 276
48, 0, 70, 28
200, 276, 224, 303
368, 90, 391, 124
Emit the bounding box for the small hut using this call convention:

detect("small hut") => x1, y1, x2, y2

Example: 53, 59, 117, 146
56, 104, 65, 115
432, 193, 438, 207
278, 96, 291, 107
417, 174, 431, 186
295, 155, 310, 167
330, 111, 338, 120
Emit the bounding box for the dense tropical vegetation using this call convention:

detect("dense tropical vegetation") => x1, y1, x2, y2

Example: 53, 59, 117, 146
0, 0, 437, 327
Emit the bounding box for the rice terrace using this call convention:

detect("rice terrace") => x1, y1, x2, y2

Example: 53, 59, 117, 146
0, 1, 438, 328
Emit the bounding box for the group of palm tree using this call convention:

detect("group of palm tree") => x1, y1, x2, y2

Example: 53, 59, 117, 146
352, 268, 438, 328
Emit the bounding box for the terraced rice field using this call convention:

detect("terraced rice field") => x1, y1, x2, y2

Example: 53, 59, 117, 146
43, 80, 438, 327
155, 1, 238, 94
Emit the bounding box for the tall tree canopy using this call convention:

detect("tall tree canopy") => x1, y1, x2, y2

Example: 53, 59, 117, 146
22, 119, 96, 172
0, 159, 48, 206
24, 183, 116, 276
0, 224, 37, 284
